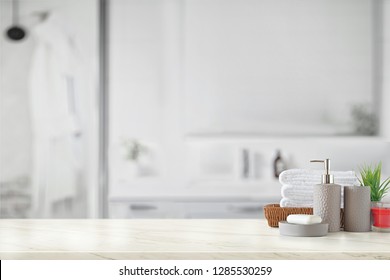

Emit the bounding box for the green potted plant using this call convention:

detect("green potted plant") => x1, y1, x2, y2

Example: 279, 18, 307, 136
358, 162, 390, 232
122, 139, 148, 178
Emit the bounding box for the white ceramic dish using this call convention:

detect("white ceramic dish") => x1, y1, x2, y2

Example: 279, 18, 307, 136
279, 221, 328, 237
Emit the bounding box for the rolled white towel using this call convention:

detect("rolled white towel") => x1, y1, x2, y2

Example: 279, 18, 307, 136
279, 169, 358, 185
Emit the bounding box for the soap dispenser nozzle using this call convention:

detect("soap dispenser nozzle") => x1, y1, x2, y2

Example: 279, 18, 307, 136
310, 159, 334, 184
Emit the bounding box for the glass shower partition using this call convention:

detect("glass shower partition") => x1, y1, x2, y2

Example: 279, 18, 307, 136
0, 0, 99, 218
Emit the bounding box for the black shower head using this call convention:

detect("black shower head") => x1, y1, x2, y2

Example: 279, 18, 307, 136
5, 0, 27, 42
6, 25, 26, 41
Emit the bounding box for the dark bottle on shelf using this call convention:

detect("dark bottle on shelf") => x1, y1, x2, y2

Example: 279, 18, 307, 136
273, 150, 286, 178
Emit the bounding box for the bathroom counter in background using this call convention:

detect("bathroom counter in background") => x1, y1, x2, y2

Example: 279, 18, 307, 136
0, 219, 389, 260
109, 180, 282, 202
108, 181, 282, 218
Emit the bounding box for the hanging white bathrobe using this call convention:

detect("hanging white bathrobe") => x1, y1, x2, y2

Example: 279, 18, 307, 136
29, 14, 82, 217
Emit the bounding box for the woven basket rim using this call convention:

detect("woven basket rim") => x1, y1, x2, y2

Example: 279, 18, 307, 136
263, 203, 314, 227
263, 203, 313, 210
263, 203, 344, 228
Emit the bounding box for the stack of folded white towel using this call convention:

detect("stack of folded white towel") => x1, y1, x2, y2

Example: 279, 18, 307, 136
279, 169, 359, 207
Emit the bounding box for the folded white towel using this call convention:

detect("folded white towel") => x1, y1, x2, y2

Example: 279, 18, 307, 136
279, 169, 358, 185
281, 184, 345, 200
280, 198, 313, 208
281, 186, 314, 200
280, 196, 344, 208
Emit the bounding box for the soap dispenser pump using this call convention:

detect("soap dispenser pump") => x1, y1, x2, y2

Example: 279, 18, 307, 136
310, 159, 341, 232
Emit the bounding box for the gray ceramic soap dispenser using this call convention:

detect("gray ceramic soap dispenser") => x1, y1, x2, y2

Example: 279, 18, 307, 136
310, 159, 341, 232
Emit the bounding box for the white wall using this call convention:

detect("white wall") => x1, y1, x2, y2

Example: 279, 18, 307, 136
382, 0, 390, 140
381, 1, 390, 201
109, 0, 389, 198
184, 0, 373, 135
109, 0, 186, 189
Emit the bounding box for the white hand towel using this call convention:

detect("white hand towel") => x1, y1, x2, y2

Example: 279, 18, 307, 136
280, 198, 313, 208
280, 185, 346, 197
279, 169, 358, 185
280, 197, 344, 208
280, 195, 344, 208
281, 184, 345, 199
281, 185, 314, 200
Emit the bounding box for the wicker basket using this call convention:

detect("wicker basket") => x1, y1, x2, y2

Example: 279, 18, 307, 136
263, 203, 344, 228
263, 204, 312, 227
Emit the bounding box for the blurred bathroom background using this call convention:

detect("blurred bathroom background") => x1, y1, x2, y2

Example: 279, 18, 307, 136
1, 0, 389, 219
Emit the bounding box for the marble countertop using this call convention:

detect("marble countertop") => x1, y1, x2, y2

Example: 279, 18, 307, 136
0, 219, 389, 260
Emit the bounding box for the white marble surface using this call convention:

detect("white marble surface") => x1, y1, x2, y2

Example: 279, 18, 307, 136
0, 219, 389, 260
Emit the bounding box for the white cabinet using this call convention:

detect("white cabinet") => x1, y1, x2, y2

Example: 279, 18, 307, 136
109, 201, 265, 219
109, 202, 184, 219
184, 202, 264, 219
